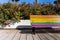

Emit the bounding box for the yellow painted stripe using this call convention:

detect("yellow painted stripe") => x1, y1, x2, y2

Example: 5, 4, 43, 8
30, 15, 60, 22
31, 18, 60, 22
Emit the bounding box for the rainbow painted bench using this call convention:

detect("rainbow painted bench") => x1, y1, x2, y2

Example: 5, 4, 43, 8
30, 15, 60, 33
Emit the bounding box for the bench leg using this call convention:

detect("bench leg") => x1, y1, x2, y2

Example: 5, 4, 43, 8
32, 27, 35, 34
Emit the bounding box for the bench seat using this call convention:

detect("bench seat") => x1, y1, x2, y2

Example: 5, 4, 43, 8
30, 15, 60, 34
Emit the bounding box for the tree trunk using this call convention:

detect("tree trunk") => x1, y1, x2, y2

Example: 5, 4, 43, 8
35, 0, 38, 11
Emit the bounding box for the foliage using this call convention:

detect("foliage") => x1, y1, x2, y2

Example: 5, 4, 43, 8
0, 1, 60, 25
0, 2, 20, 25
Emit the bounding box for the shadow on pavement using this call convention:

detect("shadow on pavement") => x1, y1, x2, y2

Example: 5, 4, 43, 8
17, 28, 60, 34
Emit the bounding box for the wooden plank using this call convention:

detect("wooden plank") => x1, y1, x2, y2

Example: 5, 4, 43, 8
20, 33, 27, 40
43, 33, 55, 40
4, 30, 18, 40
2, 30, 13, 40
37, 33, 49, 40
0, 30, 5, 33
47, 33, 60, 40
0, 30, 60, 40
49, 33, 60, 39
42, 29, 60, 40
38, 29, 55, 40
32, 34, 40, 40
54, 33, 60, 38
0, 30, 8, 34
13, 30, 21, 40
0, 30, 11, 40
0, 30, 10, 38
27, 34, 33, 40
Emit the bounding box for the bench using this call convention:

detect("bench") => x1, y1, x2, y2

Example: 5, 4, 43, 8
30, 15, 60, 34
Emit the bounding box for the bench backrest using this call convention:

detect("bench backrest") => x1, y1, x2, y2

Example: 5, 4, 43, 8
30, 15, 60, 28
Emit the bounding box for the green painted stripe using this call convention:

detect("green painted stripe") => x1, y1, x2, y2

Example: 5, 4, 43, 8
31, 22, 60, 24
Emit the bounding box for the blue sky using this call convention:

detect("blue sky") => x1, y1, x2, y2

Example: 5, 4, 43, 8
0, 0, 55, 4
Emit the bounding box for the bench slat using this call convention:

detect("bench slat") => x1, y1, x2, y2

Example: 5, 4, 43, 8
32, 24, 60, 27
31, 22, 60, 24
30, 15, 60, 28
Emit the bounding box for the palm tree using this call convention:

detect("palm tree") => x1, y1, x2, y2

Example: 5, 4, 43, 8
35, 0, 38, 7
35, 0, 38, 12
54, 0, 59, 6
12, 0, 20, 3
54, 0, 57, 4
35, 0, 38, 4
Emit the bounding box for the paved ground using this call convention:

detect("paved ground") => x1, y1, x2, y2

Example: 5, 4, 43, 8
0, 29, 60, 40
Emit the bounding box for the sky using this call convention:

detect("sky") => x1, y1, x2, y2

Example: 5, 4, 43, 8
0, 0, 55, 4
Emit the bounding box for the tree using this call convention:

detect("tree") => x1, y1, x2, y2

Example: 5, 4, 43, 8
12, 0, 20, 3
54, 0, 59, 6
35, 0, 38, 4
35, 0, 38, 12
54, 0, 58, 4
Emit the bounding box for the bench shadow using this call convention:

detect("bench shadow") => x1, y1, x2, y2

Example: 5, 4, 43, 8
16, 25, 60, 34
17, 28, 60, 34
